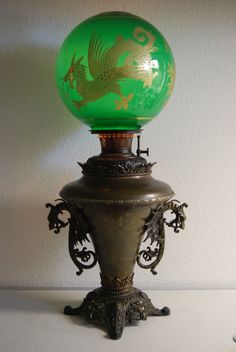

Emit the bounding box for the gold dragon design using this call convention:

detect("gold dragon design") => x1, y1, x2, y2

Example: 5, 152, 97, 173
63, 27, 160, 110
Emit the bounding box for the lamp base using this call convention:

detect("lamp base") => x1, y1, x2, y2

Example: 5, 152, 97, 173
64, 287, 170, 339
46, 132, 187, 340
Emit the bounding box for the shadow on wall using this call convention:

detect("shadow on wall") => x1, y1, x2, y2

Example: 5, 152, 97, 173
0, 201, 65, 287
0, 45, 87, 287
0, 45, 82, 168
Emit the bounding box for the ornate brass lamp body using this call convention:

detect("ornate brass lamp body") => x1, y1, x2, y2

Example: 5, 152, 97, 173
46, 12, 187, 339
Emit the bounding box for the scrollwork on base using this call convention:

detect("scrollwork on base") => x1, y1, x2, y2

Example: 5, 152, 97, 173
46, 199, 97, 276
64, 287, 170, 340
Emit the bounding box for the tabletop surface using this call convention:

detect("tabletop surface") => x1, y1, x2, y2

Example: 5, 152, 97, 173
0, 289, 236, 352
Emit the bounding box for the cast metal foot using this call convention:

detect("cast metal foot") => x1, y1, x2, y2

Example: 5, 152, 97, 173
63, 287, 170, 339
64, 305, 83, 316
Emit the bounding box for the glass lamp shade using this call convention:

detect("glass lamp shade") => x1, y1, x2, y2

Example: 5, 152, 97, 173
56, 11, 175, 132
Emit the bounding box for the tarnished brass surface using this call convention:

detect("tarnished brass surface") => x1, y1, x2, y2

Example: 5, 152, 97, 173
83, 203, 150, 280
60, 174, 174, 204
59, 164, 174, 282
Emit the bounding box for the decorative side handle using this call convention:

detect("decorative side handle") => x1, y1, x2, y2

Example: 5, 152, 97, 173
46, 199, 97, 276
137, 205, 165, 275
163, 200, 188, 233
137, 200, 188, 275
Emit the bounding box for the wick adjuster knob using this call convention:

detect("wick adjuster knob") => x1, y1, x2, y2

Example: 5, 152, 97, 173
136, 135, 149, 157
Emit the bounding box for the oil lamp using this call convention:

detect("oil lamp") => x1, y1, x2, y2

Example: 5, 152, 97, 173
46, 11, 187, 339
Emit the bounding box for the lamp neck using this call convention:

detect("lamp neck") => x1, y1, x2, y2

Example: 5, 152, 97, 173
80, 131, 153, 176
98, 132, 135, 158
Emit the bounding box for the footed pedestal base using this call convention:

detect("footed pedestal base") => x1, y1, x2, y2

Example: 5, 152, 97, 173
64, 288, 170, 339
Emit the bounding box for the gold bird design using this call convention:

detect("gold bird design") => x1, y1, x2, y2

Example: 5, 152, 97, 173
63, 27, 159, 111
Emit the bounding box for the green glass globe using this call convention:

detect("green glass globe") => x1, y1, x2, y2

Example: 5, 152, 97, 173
56, 11, 175, 132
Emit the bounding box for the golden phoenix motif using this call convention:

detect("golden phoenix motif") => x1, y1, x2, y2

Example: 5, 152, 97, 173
167, 62, 175, 96
63, 27, 159, 110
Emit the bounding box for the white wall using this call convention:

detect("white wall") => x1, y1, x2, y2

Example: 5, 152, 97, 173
1, 0, 236, 289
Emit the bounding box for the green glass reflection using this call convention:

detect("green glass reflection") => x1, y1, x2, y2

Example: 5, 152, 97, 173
56, 11, 175, 131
